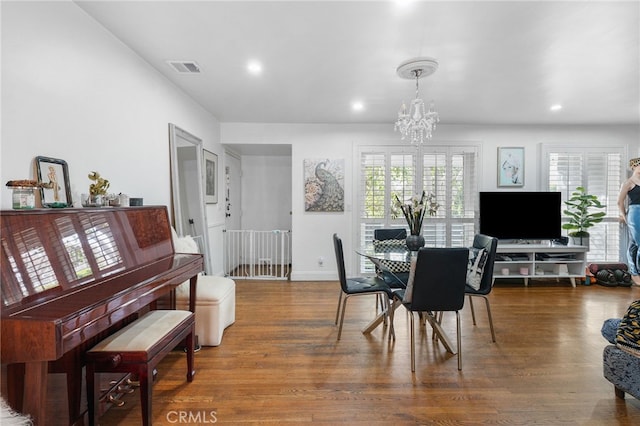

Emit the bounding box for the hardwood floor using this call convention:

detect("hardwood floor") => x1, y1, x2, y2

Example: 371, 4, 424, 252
11, 279, 640, 424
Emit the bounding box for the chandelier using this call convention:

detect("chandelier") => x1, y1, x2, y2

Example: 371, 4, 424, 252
394, 57, 439, 145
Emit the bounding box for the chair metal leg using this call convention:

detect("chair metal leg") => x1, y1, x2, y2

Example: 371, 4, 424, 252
468, 294, 496, 342
377, 294, 386, 314
468, 295, 477, 325
337, 294, 350, 340
456, 310, 462, 370
409, 311, 416, 372
338, 291, 395, 341
335, 290, 343, 325
383, 294, 390, 320
388, 302, 394, 342
381, 295, 388, 327
481, 295, 497, 342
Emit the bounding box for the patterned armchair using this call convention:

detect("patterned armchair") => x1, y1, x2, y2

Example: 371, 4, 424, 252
601, 317, 640, 399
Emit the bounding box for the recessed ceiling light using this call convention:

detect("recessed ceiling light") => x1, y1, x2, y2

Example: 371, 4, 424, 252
550, 104, 563, 111
247, 60, 262, 75
395, 0, 414, 9
352, 101, 364, 112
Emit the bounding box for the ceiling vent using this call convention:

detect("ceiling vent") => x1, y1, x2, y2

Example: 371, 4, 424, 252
166, 60, 201, 74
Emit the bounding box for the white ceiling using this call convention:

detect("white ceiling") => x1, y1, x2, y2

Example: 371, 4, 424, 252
75, 0, 640, 126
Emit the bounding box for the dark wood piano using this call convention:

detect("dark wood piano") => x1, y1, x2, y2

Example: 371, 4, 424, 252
0, 206, 203, 425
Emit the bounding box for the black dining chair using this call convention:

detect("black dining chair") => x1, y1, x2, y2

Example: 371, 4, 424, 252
372, 228, 410, 288
389, 247, 469, 371
333, 233, 394, 340
466, 234, 499, 342
374, 228, 407, 241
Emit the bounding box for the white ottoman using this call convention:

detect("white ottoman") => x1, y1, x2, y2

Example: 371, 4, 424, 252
176, 276, 236, 346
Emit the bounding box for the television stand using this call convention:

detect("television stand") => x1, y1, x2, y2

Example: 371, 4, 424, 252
494, 243, 588, 287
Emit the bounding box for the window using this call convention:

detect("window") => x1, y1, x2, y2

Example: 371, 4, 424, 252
543, 145, 625, 262
358, 145, 478, 272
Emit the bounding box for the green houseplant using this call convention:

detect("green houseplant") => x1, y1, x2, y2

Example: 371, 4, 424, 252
562, 186, 606, 247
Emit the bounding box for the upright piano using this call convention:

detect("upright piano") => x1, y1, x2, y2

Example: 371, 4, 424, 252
1, 206, 203, 425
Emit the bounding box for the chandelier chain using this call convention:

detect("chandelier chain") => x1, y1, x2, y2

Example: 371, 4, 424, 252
414, 70, 422, 99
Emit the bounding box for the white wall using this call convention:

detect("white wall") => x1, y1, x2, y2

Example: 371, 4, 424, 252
1, 1, 227, 274
221, 123, 640, 280
240, 155, 292, 231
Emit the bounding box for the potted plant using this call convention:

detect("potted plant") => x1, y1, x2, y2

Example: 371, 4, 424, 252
87, 171, 110, 206
562, 186, 606, 247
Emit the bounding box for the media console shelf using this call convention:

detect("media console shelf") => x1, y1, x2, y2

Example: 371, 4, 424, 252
494, 243, 588, 287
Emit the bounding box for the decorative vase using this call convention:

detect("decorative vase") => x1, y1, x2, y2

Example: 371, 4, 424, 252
405, 234, 425, 251
84, 194, 105, 207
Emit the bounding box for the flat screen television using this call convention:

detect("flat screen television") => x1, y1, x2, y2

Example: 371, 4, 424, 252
479, 191, 562, 241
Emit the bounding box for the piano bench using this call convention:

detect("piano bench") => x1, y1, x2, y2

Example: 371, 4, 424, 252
176, 276, 236, 346
85, 310, 195, 426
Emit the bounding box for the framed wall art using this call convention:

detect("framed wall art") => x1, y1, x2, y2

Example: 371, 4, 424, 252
304, 158, 344, 212
204, 149, 218, 204
497, 147, 524, 187
35, 156, 72, 207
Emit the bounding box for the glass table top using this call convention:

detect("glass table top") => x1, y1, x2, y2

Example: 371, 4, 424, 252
356, 245, 415, 263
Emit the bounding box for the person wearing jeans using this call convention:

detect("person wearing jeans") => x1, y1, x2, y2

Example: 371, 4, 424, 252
618, 157, 640, 285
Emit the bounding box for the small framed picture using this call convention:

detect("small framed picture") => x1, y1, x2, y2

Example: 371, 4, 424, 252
204, 150, 218, 204
35, 156, 72, 207
498, 147, 524, 187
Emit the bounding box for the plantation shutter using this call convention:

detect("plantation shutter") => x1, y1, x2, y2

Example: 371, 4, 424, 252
450, 150, 478, 247
421, 147, 477, 248
358, 144, 479, 273
360, 152, 385, 222
359, 149, 416, 272
544, 146, 624, 262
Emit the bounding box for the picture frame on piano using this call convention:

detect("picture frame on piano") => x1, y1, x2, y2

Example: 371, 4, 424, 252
204, 149, 218, 204
35, 156, 73, 208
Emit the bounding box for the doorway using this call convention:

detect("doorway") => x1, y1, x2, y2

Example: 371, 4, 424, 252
222, 145, 292, 278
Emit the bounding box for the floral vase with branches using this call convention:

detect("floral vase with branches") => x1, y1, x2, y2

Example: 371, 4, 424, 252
392, 190, 439, 250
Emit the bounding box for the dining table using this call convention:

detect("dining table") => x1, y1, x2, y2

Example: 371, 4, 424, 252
356, 244, 458, 354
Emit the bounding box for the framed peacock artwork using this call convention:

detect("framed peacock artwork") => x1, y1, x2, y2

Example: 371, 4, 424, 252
304, 158, 344, 212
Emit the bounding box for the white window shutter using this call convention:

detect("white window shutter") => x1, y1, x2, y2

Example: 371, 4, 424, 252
545, 146, 624, 262
358, 145, 479, 273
